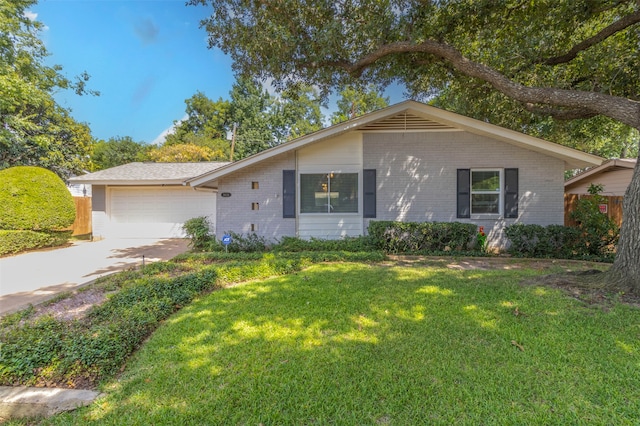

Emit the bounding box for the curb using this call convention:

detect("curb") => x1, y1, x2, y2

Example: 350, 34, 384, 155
0, 386, 102, 420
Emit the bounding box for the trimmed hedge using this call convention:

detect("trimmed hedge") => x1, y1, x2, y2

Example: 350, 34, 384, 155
0, 166, 75, 231
368, 221, 478, 253
0, 230, 72, 256
505, 223, 615, 262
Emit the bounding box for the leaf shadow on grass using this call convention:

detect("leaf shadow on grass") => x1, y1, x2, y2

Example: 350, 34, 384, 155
51, 263, 640, 425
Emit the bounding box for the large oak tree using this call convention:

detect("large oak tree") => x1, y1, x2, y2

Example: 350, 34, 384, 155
192, 0, 640, 289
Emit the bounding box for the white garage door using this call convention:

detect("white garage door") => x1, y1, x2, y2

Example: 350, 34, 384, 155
107, 187, 216, 238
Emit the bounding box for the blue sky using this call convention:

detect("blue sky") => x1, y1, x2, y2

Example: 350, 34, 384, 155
32, 0, 406, 145
32, 0, 236, 145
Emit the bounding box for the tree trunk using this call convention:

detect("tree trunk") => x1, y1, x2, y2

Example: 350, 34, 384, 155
608, 149, 640, 291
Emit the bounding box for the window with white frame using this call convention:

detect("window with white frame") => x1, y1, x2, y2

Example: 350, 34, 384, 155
470, 169, 502, 214
300, 173, 358, 213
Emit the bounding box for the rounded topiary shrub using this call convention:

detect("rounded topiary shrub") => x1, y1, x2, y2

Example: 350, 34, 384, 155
0, 166, 76, 231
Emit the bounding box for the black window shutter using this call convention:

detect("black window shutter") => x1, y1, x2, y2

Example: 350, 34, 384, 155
363, 169, 376, 218
283, 170, 295, 218
504, 168, 519, 218
457, 169, 471, 218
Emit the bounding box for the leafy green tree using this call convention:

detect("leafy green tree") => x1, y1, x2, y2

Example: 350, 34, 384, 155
165, 92, 230, 144
228, 78, 275, 158
330, 85, 389, 125
271, 85, 325, 142
0, 0, 97, 179
164, 92, 232, 161
192, 0, 640, 289
91, 136, 149, 171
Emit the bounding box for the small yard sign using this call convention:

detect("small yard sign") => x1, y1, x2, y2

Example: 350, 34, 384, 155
222, 234, 232, 252
599, 204, 608, 214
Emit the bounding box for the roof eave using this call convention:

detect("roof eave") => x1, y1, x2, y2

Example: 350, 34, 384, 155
66, 178, 187, 186
565, 158, 637, 187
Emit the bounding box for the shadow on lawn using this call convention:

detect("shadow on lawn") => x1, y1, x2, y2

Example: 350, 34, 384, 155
68, 263, 636, 425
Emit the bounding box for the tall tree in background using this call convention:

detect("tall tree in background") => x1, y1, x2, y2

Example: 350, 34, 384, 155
91, 136, 149, 171
164, 92, 231, 160
193, 0, 640, 288
331, 85, 389, 125
228, 78, 274, 158
271, 85, 324, 142
0, 0, 97, 179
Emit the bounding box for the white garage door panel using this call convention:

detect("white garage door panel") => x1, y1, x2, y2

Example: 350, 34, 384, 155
108, 187, 215, 238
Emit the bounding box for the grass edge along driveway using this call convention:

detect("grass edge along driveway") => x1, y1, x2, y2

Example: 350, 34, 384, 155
45, 261, 639, 425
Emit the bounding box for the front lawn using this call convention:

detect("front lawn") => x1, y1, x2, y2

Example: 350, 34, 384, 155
44, 261, 640, 425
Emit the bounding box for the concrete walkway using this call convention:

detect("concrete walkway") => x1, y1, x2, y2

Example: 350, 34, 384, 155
0, 238, 190, 316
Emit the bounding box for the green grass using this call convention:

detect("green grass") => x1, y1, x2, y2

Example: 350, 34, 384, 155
42, 262, 640, 425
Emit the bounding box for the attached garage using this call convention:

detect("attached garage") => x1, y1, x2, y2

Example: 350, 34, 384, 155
107, 187, 216, 238
69, 162, 229, 240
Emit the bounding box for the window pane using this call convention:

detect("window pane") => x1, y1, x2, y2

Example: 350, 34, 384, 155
330, 173, 358, 213
300, 174, 328, 213
472, 171, 500, 191
472, 194, 499, 214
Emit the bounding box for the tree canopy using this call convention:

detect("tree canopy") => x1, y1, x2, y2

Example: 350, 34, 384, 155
0, 0, 97, 179
91, 136, 149, 171
193, 0, 640, 288
330, 85, 389, 125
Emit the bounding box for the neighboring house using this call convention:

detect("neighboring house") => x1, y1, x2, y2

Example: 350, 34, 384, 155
71, 101, 602, 247
187, 101, 602, 248
564, 158, 636, 196
564, 158, 635, 227
69, 162, 228, 239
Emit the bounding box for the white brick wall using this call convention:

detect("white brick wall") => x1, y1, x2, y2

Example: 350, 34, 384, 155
215, 130, 567, 249
216, 152, 296, 241
363, 131, 566, 247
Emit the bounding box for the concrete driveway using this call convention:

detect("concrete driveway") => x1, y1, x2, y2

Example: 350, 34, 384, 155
0, 238, 190, 316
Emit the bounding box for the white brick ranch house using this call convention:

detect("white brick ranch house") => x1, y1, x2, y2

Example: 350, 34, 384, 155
71, 101, 603, 248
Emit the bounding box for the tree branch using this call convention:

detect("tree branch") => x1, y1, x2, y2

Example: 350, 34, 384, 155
522, 104, 598, 120
542, 9, 640, 66
321, 40, 640, 129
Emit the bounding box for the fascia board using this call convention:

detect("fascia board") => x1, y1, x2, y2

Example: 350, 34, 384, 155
66, 179, 185, 186
564, 159, 636, 187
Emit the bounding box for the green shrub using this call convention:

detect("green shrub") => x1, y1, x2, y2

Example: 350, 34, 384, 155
0, 230, 72, 256
224, 231, 268, 252
0, 166, 75, 231
273, 236, 376, 252
505, 223, 614, 262
368, 221, 477, 253
182, 216, 216, 250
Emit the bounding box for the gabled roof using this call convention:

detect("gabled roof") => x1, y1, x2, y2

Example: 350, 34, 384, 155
188, 100, 603, 188
68, 161, 230, 186
564, 158, 637, 187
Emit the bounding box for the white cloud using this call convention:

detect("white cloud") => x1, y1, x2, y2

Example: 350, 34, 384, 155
24, 11, 37, 21
150, 114, 187, 145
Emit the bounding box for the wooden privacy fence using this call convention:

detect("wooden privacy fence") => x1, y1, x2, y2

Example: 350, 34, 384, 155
66, 196, 92, 236
564, 194, 624, 227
